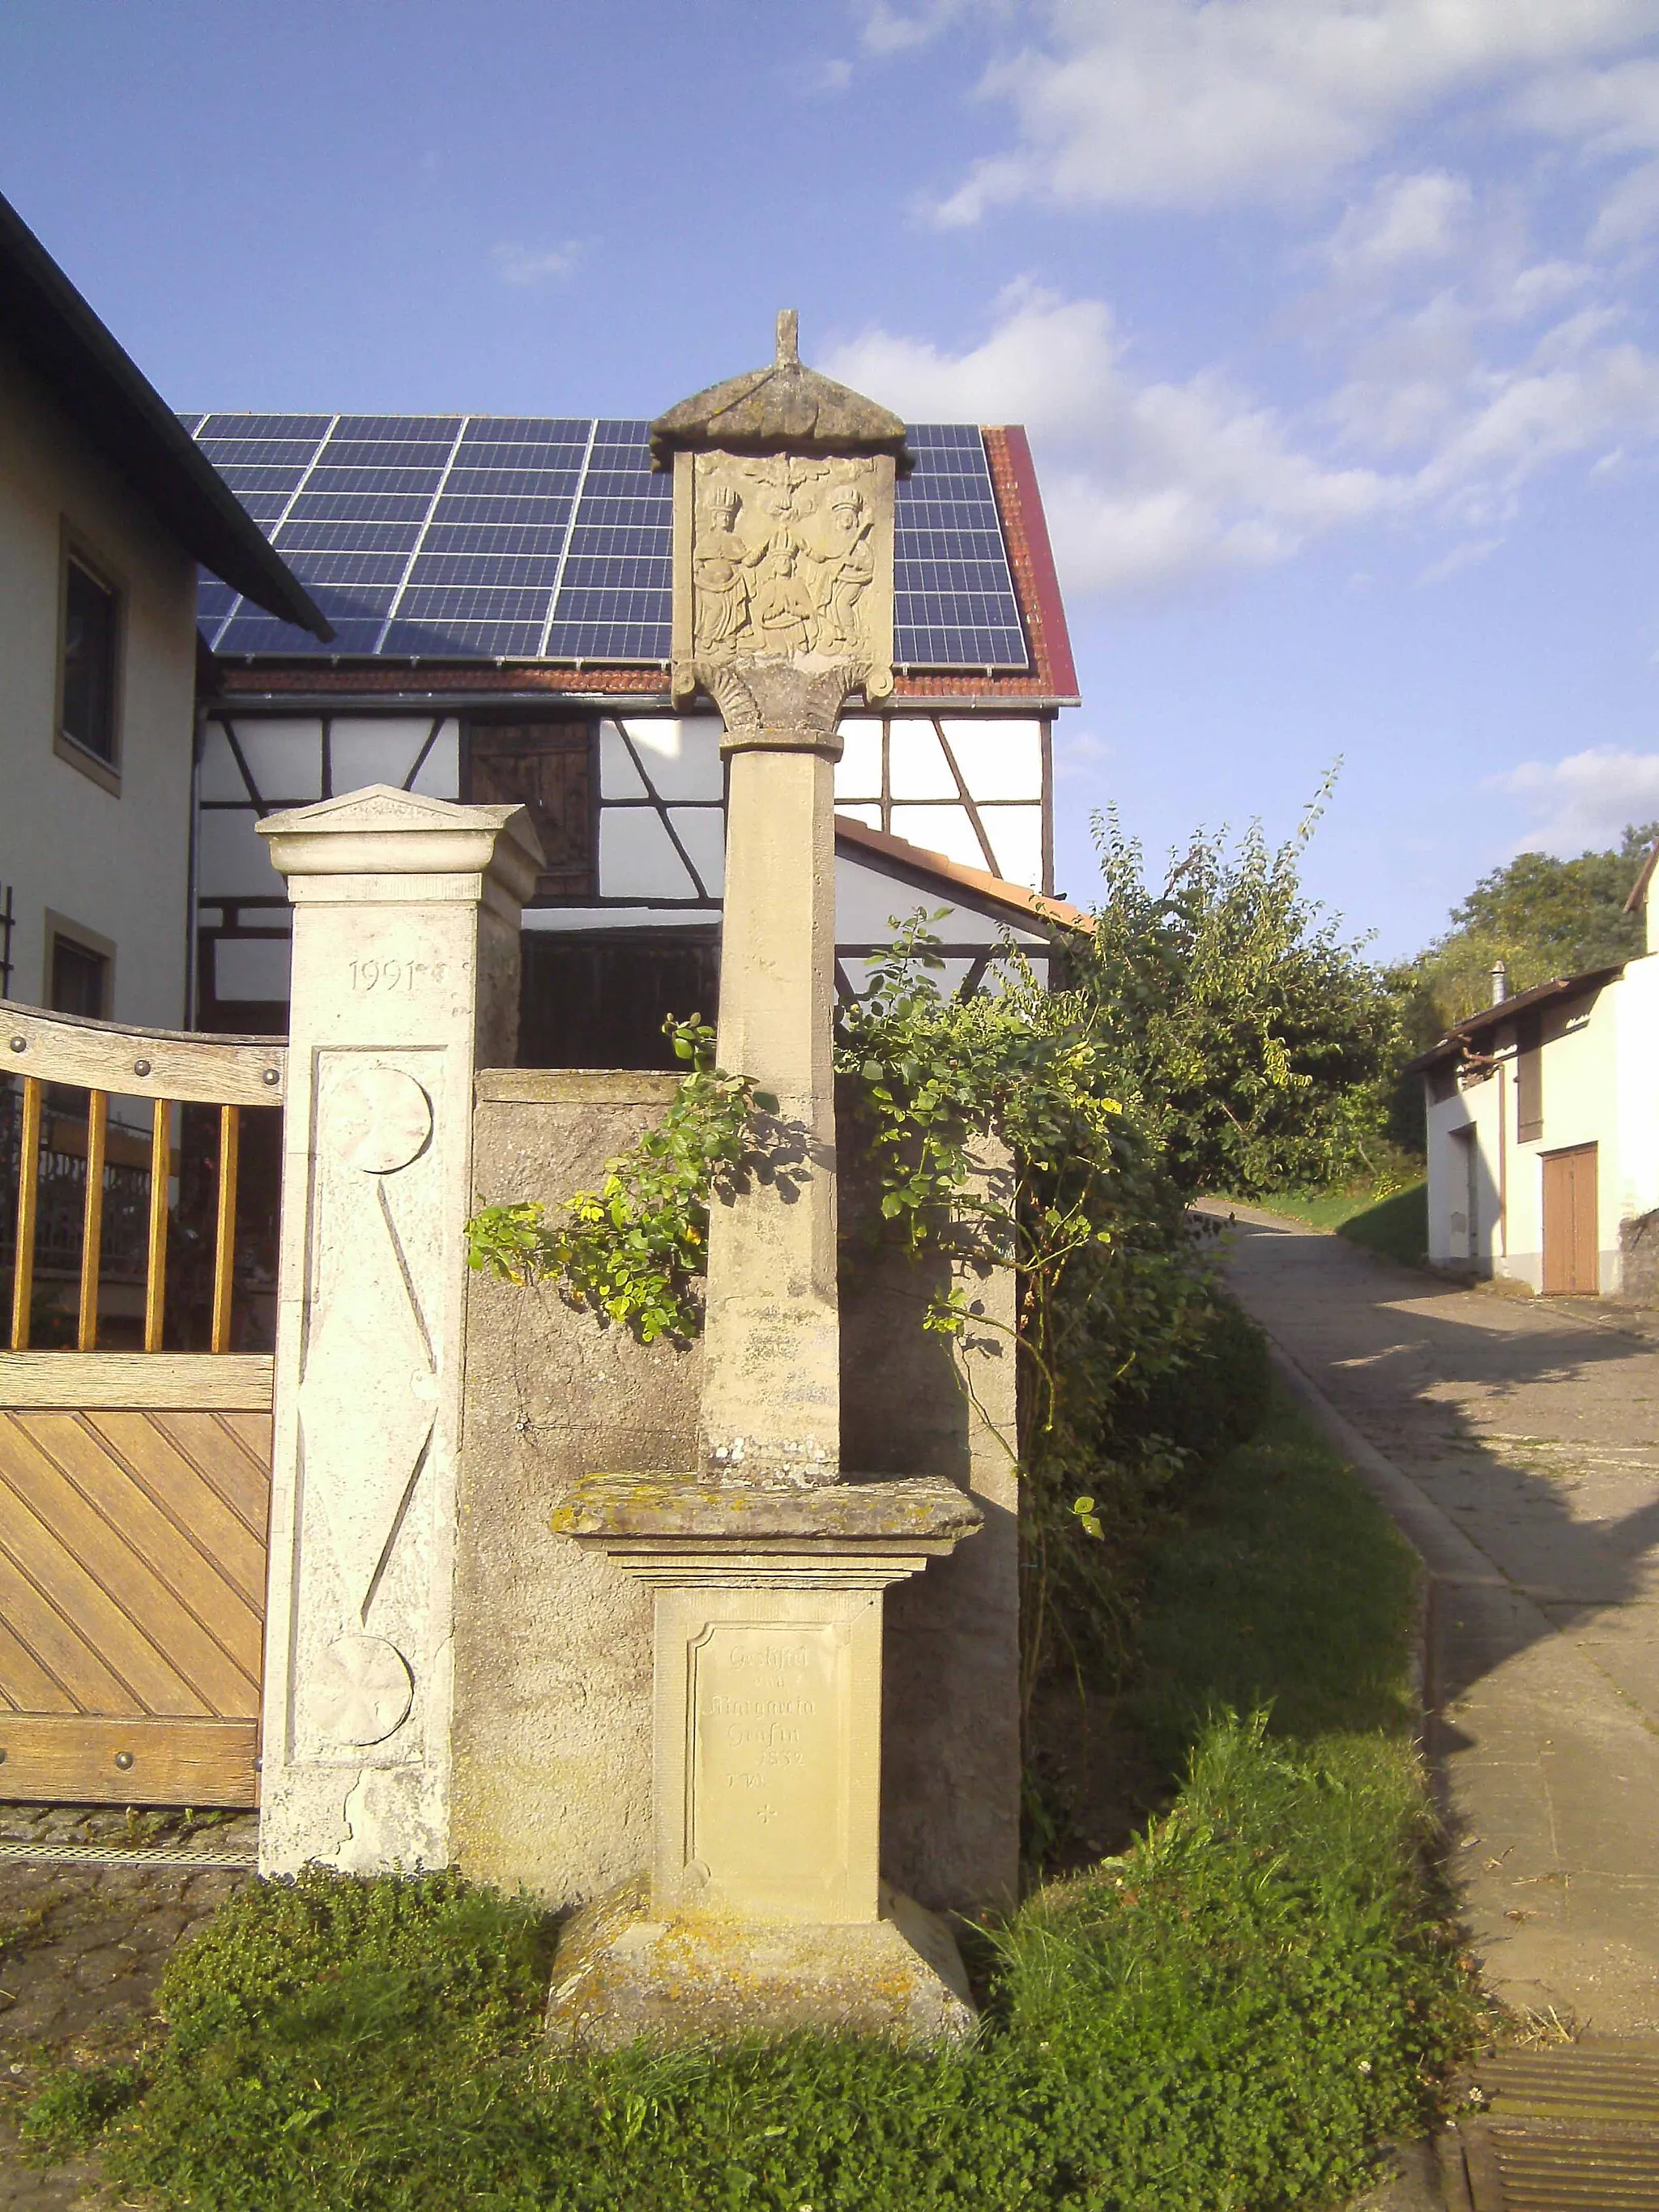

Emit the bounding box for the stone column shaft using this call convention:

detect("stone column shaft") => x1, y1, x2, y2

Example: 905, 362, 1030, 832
700, 739, 841, 1482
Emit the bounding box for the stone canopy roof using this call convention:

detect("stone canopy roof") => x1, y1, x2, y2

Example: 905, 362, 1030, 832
649, 311, 914, 473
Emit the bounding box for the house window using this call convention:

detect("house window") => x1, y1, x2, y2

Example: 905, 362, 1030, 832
49, 930, 110, 1020
463, 721, 595, 901
1516, 1012, 1542, 1143
59, 552, 121, 767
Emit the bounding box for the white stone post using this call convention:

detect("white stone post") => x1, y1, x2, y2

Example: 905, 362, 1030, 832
255, 788, 539, 1876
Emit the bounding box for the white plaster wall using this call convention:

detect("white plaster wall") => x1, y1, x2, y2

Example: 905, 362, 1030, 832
1614, 953, 1659, 1281
1507, 988, 1621, 1292
0, 339, 200, 1025
200, 712, 1056, 1000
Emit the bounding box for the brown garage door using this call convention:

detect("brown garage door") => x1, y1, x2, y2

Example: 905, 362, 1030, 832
1542, 1143, 1599, 1295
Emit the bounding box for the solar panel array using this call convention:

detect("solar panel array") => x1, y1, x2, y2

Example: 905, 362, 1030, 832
186, 412, 1029, 669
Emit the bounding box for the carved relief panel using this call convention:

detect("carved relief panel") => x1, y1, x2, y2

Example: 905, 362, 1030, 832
672, 450, 895, 705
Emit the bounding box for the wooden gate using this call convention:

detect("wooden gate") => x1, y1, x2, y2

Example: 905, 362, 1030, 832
1542, 1142, 1599, 1296
0, 1008, 284, 1805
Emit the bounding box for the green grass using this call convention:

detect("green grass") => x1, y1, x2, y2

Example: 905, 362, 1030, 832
1132, 1388, 1420, 1763
22, 1390, 1481, 2211
1219, 1176, 1429, 1269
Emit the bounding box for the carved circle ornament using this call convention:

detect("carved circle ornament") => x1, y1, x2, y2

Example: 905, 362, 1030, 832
331, 1065, 433, 1174
315, 1634, 415, 1746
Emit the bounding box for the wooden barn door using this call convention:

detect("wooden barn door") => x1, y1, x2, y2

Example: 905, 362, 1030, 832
1542, 1143, 1599, 1296
0, 1008, 284, 1805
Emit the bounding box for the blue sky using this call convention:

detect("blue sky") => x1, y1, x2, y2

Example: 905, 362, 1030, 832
6, 0, 1659, 957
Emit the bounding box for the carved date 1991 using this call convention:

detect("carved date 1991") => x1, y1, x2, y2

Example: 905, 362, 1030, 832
348, 957, 447, 993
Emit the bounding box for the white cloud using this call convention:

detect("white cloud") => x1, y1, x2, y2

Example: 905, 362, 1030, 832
1055, 728, 1111, 778
1324, 171, 1473, 277
825, 270, 1659, 599
791, 55, 855, 92
1493, 747, 1659, 853
1416, 535, 1502, 584
826, 285, 1395, 593
857, 0, 979, 53
928, 0, 1659, 221
1590, 158, 1659, 247
490, 240, 581, 288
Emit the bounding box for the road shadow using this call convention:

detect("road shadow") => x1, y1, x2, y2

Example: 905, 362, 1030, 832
1211, 1211, 1659, 1723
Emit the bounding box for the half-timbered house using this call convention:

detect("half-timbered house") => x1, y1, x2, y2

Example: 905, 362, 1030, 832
184, 411, 1083, 1062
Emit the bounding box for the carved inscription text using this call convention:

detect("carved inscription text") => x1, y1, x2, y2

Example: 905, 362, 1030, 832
689, 1620, 846, 1890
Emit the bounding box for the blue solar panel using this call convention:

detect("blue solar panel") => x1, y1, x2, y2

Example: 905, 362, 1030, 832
188, 411, 1029, 668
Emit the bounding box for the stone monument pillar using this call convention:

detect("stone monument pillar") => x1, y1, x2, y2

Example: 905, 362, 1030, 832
255, 789, 540, 1877
545, 319, 983, 2045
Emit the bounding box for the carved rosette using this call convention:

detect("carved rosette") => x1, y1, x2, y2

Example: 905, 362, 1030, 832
671, 449, 896, 718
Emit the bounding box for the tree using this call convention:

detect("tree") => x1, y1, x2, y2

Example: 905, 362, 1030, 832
1399, 822, 1658, 1048
1069, 792, 1399, 1200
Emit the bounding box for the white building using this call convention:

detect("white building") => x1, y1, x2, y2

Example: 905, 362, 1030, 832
0, 194, 325, 1029
1415, 863, 1659, 1298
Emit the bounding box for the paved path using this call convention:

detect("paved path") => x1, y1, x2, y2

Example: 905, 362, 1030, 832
1209, 1204, 1659, 2037
0, 1806, 254, 2208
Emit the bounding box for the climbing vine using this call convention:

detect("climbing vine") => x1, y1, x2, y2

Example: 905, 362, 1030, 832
465, 1016, 772, 1344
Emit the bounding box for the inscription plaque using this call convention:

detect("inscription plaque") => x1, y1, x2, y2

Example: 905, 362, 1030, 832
689, 1621, 847, 1899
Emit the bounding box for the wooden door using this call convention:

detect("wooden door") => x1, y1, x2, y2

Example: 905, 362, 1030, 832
464, 722, 595, 901
1542, 1143, 1598, 1295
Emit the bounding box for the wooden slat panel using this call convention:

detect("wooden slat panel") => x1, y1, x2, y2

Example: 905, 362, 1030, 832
39, 1416, 262, 1688
0, 1715, 258, 1807
146, 1412, 271, 1550
0, 1353, 274, 1409
87, 1413, 267, 1616
6, 1417, 257, 1715
0, 1008, 284, 1105
0, 1609, 78, 1715
0, 1425, 211, 1715
215, 1409, 275, 1466
0, 1536, 142, 1715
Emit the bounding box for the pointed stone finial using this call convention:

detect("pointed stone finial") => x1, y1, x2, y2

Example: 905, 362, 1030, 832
776, 308, 800, 366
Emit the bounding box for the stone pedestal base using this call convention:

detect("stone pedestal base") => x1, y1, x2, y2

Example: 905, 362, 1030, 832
545, 1875, 975, 2049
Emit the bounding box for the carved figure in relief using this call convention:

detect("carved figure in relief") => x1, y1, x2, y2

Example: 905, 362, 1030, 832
693, 484, 762, 653
821, 486, 875, 654
753, 535, 817, 651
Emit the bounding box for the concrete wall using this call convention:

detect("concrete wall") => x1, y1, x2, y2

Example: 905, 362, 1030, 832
450, 1072, 693, 1905
450, 1072, 1021, 1916
0, 339, 199, 1028
840, 1134, 1021, 1914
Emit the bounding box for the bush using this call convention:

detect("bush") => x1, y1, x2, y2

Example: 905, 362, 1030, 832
1135, 1289, 1271, 1473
